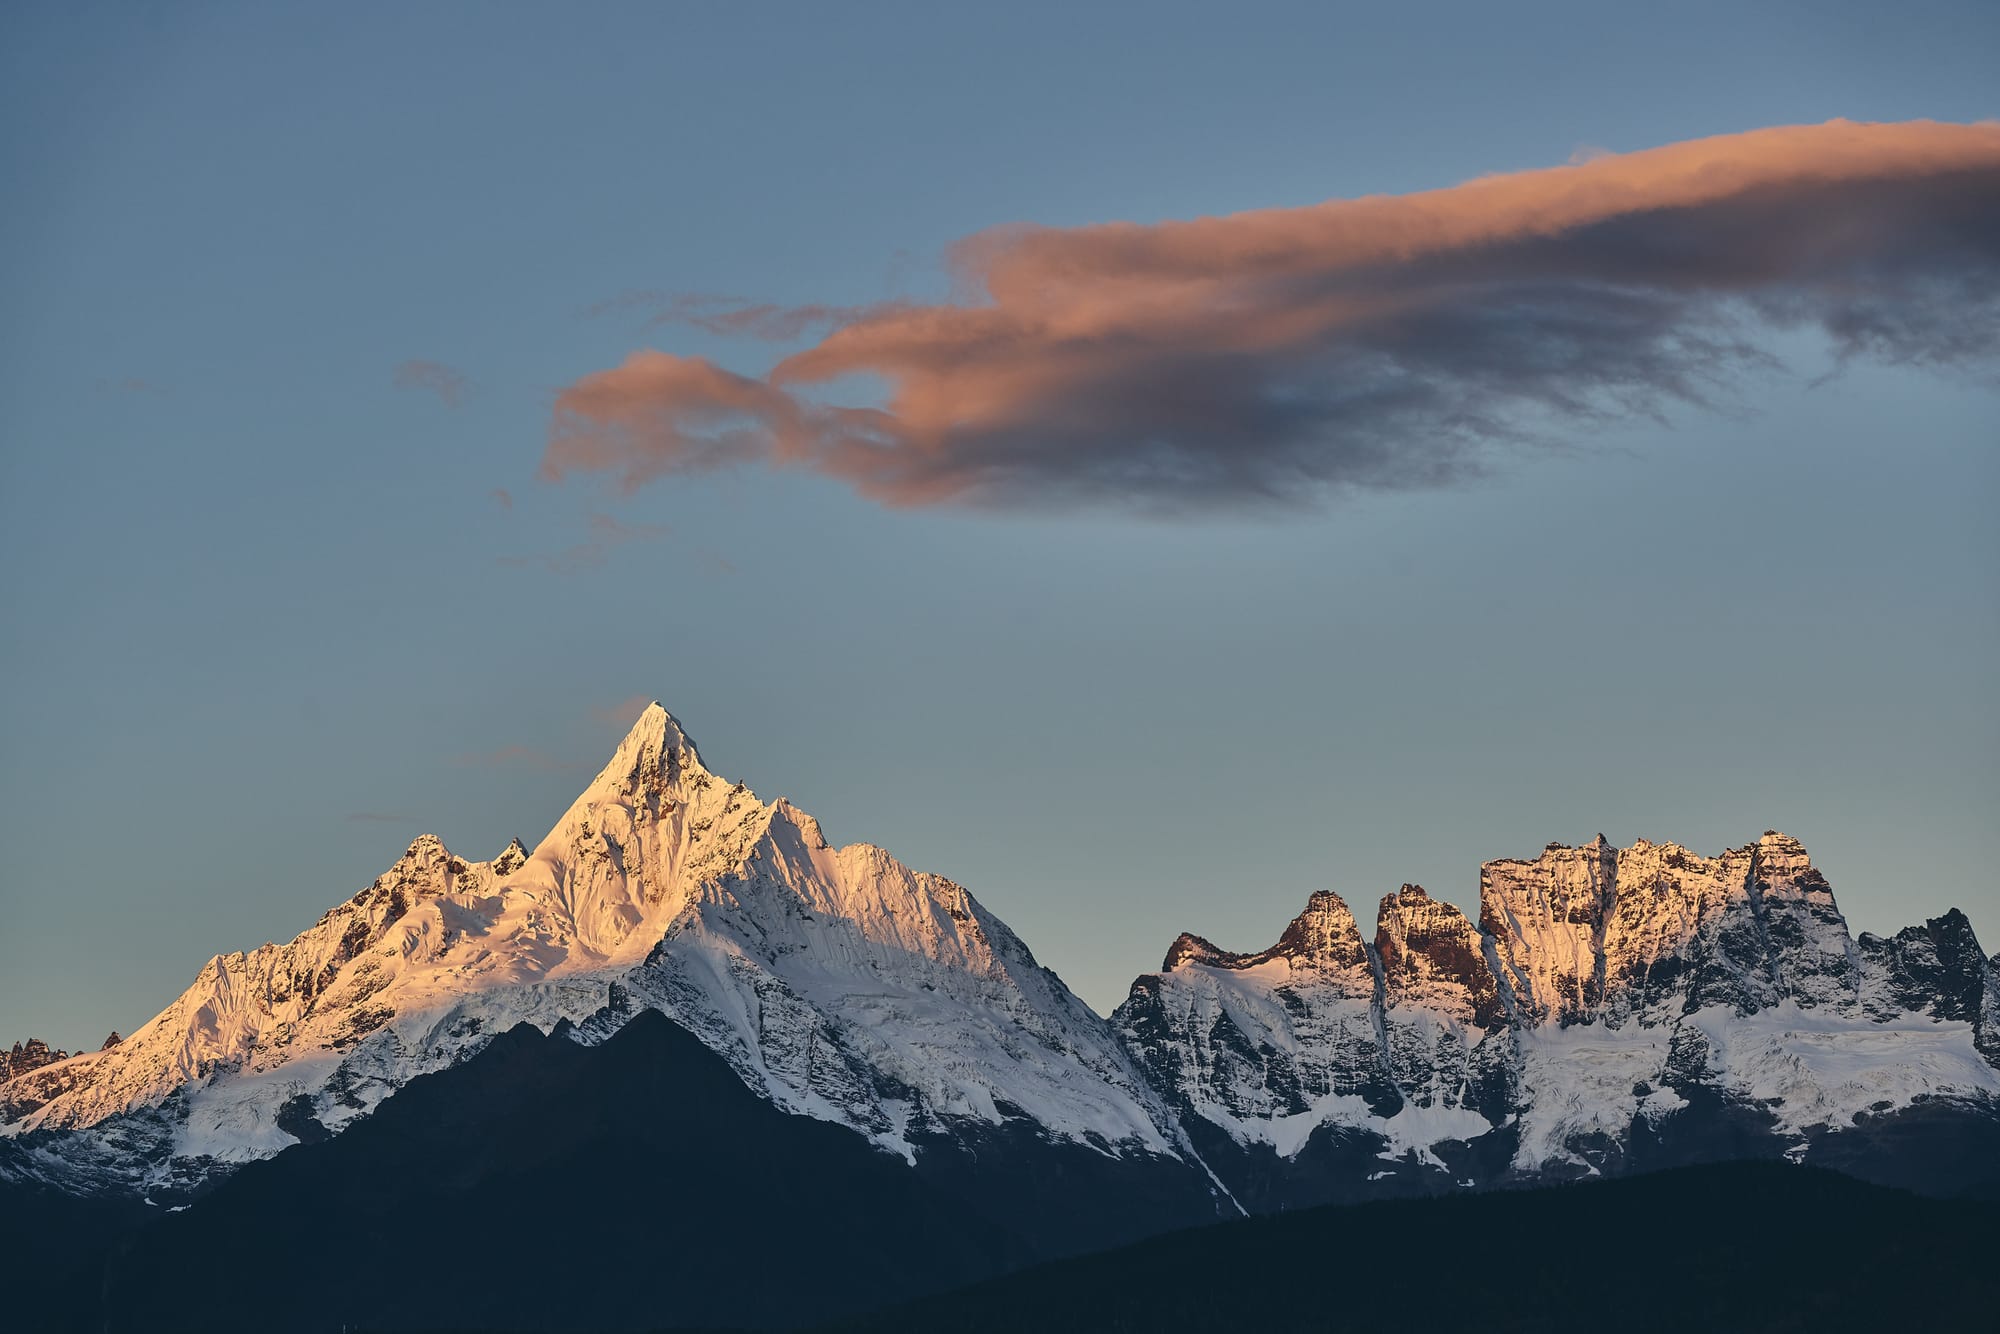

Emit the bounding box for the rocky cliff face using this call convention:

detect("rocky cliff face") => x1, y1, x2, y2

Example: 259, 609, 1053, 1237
1113, 882, 1515, 1190
1856, 909, 2000, 1064
1118, 833, 2000, 1203
2, 1040, 73, 1083
4, 708, 1996, 1215
1480, 832, 1860, 1027
1115, 891, 1396, 1144
1374, 885, 1512, 1137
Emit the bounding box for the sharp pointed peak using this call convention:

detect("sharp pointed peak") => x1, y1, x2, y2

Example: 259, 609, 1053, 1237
618, 701, 699, 758
1909, 906, 1983, 949
400, 833, 451, 860
1280, 887, 1358, 932
1162, 932, 1225, 971
1741, 829, 1816, 867
1377, 884, 1483, 939
491, 836, 530, 875
1160, 891, 1370, 975
586, 699, 711, 799
1272, 889, 1369, 970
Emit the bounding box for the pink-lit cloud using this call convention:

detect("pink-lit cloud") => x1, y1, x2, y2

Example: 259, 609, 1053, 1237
584, 290, 894, 341
542, 119, 2000, 512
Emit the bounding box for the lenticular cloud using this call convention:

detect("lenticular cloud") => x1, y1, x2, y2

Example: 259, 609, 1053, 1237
544, 119, 2000, 512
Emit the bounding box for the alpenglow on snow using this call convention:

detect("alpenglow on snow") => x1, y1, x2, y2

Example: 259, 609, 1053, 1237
5, 704, 1997, 1207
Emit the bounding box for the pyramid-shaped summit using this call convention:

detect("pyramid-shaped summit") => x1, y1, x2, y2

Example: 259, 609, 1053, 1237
5, 713, 1999, 1217
0, 702, 1193, 1197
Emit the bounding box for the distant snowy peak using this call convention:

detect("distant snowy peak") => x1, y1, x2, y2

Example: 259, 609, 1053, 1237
1857, 908, 2000, 1064
1114, 881, 1503, 1165
0, 825, 534, 1139
2, 702, 1189, 1195
1162, 890, 1371, 982
8, 704, 1999, 1212
1375, 884, 1502, 1027
1135, 829, 1883, 1036
1121, 831, 2000, 1184
1151, 884, 1496, 1019
1, 1041, 74, 1082
490, 837, 529, 876
1274, 891, 1373, 973
1116, 891, 1396, 1134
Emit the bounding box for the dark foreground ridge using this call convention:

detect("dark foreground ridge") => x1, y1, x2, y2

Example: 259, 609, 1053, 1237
5, 708, 1997, 1332
832, 1162, 2000, 1334
8, 711, 1997, 1225
2, 1008, 1215, 1334
7, 1010, 1996, 1333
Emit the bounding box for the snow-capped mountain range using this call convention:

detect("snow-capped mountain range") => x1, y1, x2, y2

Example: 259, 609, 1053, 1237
1, 705, 1193, 1201
5, 704, 1997, 1208
1117, 835, 2000, 1202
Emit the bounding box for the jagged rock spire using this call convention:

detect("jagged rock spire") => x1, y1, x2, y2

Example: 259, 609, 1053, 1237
1157, 889, 1369, 977
491, 836, 530, 876
590, 701, 706, 801
1271, 890, 1370, 972
1375, 885, 1504, 1028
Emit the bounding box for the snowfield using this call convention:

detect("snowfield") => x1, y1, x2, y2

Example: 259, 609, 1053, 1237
6, 706, 1998, 1202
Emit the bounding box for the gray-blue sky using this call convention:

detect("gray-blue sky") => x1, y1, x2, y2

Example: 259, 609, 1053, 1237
2, 1, 1996, 1047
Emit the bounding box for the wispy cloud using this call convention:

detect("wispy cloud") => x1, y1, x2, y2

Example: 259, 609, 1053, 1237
497, 511, 668, 575
451, 744, 577, 771
393, 358, 471, 407
583, 290, 890, 341
541, 119, 2000, 513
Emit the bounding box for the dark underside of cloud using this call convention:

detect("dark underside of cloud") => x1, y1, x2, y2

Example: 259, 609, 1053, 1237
544, 120, 2000, 513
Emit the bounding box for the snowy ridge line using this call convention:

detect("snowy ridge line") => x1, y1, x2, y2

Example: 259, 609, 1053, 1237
1116, 832, 2000, 1179
4, 703, 1997, 1202
0, 704, 1202, 1198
